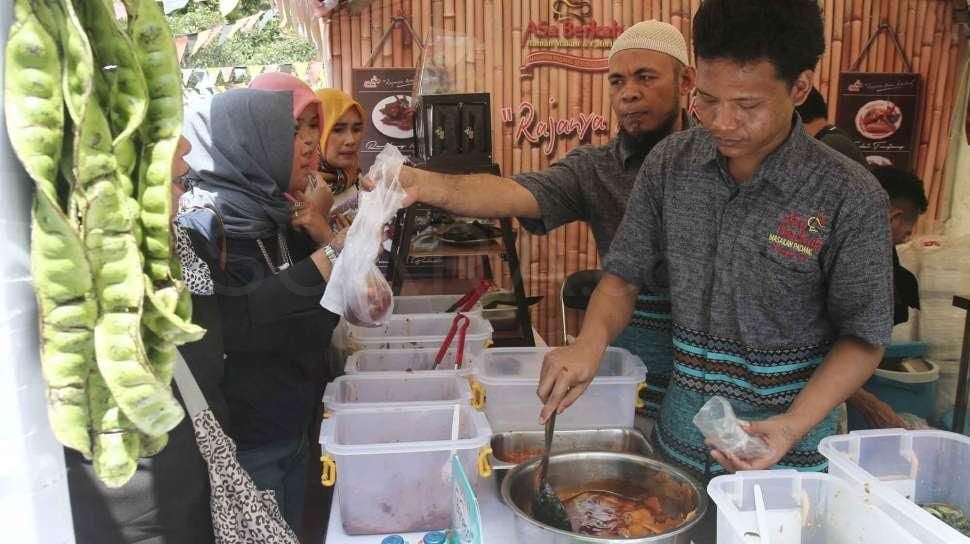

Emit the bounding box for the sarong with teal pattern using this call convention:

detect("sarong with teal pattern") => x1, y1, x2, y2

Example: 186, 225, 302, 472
654, 323, 836, 479
612, 292, 672, 419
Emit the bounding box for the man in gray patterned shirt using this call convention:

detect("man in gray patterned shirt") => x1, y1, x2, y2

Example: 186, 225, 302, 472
538, 0, 892, 477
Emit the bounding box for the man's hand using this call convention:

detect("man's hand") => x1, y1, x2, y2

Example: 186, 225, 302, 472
362, 165, 419, 207
849, 389, 905, 429
536, 341, 606, 424
709, 413, 806, 473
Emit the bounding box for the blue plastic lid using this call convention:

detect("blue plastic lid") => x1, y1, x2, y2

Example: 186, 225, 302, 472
422, 532, 447, 544
381, 536, 406, 544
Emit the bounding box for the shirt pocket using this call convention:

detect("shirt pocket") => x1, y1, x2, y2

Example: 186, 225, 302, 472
739, 252, 825, 343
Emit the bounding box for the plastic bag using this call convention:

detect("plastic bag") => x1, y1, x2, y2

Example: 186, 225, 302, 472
692, 396, 770, 459
321, 145, 406, 327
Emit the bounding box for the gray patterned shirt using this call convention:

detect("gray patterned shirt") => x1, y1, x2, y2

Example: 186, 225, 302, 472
605, 117, 893, 475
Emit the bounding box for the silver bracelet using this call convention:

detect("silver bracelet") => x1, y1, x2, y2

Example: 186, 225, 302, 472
323, 244, 338, 263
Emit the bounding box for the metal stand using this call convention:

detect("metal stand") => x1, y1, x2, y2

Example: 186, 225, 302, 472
386, 162, 535, 347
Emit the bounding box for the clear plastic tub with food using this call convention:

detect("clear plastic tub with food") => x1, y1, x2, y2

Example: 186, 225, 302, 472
820, 429, 970, 543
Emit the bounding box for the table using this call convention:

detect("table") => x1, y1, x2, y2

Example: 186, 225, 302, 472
324, 476, 517, 543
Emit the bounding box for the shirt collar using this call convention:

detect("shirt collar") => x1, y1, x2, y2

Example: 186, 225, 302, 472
699, 114, 811, 188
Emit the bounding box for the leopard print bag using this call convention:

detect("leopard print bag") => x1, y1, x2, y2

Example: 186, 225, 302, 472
173, 352, 300, 544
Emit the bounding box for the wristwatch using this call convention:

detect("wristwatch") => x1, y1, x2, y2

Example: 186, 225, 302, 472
323, 243, 339, 264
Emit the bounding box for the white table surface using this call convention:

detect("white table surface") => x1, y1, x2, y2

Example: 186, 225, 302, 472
324, 475, 517, 543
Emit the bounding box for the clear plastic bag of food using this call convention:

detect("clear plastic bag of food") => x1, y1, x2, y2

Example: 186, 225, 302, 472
320, 145, 406, 327
692, 396, 770, 459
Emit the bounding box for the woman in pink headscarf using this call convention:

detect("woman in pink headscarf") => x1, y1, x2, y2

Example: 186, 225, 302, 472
249, 73, 345, 254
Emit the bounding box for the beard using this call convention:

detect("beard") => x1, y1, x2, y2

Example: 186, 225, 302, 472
618, 104, 680, 157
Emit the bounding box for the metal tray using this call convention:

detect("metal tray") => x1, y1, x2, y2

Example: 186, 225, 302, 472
488, 427, 654, 471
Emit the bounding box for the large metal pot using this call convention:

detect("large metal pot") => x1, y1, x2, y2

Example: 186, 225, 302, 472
500, 452, 708, 544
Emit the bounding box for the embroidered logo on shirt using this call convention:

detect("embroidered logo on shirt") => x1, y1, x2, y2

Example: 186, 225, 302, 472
768, 211, 825, 261
807, 215, 827, 234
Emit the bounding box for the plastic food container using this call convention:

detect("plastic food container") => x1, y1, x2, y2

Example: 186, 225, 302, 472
392, 294, 484, 318
343, 348, 478, 376
708, 470, 921, 544
820, 429, 970, 544
322, 372, 472, 414
472, 347, 647, 432
319, 404, 493, 535
346, 314, 493, 358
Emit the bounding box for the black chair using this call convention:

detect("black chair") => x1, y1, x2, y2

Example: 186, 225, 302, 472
560, 269, 603, 344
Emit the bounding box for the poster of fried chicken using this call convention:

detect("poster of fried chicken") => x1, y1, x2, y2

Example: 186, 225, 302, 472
836, 72, 921, 170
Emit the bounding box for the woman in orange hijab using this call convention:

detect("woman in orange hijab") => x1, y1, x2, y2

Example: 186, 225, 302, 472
315, 88, 366, 227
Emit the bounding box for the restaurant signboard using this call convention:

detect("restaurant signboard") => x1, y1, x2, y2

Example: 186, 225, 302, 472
835, 72, 921, 170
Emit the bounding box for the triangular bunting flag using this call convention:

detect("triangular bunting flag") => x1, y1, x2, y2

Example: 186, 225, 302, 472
264, 64, 279, 74
293, 62, 310, 80
239, 12, 263, 33
174, 35, 190, 63
191, 29, 212, 55
201, 25, 223, 48
220, 66, 234, 82
256, 9, 275, 31
207, 68, 222, 87
246, 65, 262, 78
181, 69, 194, 85
223, 20, 243, 41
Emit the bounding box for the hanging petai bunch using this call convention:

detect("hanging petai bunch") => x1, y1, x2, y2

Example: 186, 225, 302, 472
4, 0, 204, 488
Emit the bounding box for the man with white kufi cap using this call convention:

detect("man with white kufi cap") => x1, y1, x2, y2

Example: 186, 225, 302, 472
385, 21, 695, 418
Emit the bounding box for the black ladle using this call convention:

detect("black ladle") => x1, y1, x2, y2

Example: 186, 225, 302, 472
531, 412, 572, 531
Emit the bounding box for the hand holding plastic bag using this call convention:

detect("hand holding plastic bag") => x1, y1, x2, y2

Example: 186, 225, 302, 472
320, 145, 406, 327
692, 396, 770, 459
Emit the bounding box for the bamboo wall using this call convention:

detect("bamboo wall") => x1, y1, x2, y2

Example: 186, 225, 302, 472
327, 0, 967, 346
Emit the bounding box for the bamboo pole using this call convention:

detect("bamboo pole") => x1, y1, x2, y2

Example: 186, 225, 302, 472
904, 0, 918, 71
919, 2, 944, 191
350, 12, 362, 71
471, 0, 482, 91
458, 0, 467, 91
332, 11, 343, 88
662, 0, 670, 22
885, 0, 900, 71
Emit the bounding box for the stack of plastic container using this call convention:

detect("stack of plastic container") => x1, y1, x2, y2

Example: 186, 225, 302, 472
321, 294, 495, 535
819, 429, 970, 544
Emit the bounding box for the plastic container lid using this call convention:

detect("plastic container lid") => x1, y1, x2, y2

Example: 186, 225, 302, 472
422, 531, 447, 544
344, 348, 477, 376
381, 536, 406, 544
348, 313, 493, 344
476, 347, 646, 386
872, 358, 940, 383
322, 372, 473, 411
320, 404, 492, 456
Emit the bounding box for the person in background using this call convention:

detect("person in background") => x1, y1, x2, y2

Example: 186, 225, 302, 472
538, 0, 892, 487
66, 137, 220, 544
796, 86, 868, 167
315, 88, 366, 231
180, 87, 343, 533
369, 20, 696, 417
847, 165, 928, 429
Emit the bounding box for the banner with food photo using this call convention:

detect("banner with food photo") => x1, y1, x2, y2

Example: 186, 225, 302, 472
352, 68, 419, 172
836, 72, 921, 170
